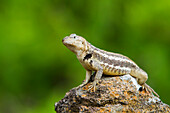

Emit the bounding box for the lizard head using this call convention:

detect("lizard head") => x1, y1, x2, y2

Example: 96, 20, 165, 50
62, 34, 88, 55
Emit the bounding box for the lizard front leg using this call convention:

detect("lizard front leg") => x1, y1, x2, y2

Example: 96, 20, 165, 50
78, 70, 92, 88
130, 68, 159, 97
83, 70, 92, 85
89, 64, 103, 92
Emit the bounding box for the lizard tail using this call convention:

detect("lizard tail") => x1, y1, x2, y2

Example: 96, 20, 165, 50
144, 83, 159, 98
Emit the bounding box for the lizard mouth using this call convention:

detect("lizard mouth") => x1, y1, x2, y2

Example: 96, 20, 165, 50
63, 41, 75, 48
67, 44, 76, 48
62, 36, 74, 46
63, 40, 74, 47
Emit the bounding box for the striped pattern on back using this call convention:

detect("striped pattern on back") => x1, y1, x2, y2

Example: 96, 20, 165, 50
87, 42, 139, 74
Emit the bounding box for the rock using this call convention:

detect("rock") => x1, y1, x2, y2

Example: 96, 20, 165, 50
55, 74, 170, 112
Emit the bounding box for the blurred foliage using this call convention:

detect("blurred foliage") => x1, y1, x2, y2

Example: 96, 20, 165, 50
0, 0, 170, 112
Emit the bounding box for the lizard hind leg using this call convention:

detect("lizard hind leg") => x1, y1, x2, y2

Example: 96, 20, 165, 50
130, 68, 159, 97
130, 68, 148, 85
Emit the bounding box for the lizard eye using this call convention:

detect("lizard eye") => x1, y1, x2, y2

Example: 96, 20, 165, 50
70, 34, 77, 39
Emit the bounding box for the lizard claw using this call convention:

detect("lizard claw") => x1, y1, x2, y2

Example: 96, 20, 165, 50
87, 80, 99, 92
143, 83, 159, 97
87, 85, 95, 91
76, 81, 88, 89
139, 84, 150, 94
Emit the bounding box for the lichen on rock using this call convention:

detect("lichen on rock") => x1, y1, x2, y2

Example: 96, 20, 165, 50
55, 74, 170, 112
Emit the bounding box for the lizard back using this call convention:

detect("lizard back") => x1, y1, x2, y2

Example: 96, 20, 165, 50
83, 42, 140, 75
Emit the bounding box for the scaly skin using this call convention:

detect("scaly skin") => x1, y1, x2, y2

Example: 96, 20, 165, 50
62, 34, 159, 97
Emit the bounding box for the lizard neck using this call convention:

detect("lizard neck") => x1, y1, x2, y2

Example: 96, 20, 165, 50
76, 41, 93, 60
76, 50, 85, 58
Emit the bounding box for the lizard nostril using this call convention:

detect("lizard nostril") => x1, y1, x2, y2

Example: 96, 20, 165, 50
62, 36, 69, 43
62, 38, 64, 42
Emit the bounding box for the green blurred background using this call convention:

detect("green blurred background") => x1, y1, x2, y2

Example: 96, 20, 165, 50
0, 0, 170, 113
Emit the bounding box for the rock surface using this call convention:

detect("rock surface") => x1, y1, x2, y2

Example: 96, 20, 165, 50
55, 74, 170, 112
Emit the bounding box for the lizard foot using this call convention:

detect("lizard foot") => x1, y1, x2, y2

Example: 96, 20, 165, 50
76, 81, 89, 89
88, 80, 99, 92
143, 83, 159, 97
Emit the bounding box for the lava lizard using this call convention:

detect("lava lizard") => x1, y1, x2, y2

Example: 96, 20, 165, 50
62, 34, 159, 97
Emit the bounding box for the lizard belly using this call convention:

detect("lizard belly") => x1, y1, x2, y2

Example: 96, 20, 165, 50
103, 68, 120, 75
